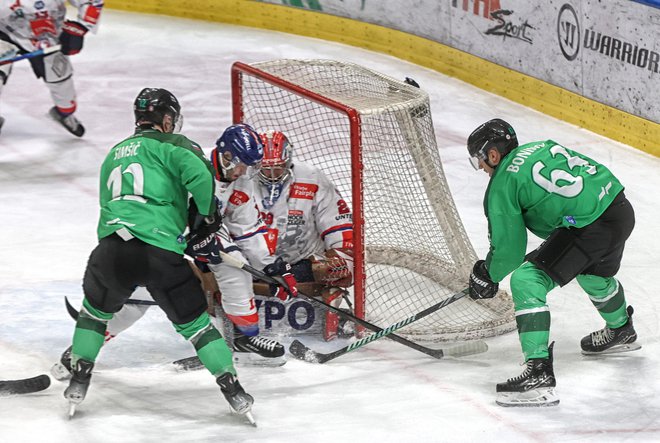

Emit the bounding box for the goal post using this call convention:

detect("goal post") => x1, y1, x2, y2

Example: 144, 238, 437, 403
232, 59, 516, 341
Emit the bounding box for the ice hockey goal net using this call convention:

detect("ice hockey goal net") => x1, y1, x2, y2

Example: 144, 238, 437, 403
232, 59, 515, 341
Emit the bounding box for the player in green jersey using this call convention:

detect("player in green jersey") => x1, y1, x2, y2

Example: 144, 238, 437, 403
64, 88, 255, 423
466, 119, 638, 407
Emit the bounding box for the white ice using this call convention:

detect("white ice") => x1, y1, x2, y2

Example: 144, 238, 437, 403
0, 9, 659, 443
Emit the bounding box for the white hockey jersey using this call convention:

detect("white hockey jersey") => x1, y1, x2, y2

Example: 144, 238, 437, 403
0, 0, 103, 51
214, 173, 274, 270
253, 161, 354, 264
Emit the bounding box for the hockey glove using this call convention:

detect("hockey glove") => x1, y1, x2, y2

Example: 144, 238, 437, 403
59, 20, 88, 55
264, 257, 299, 302
185, 233, 222, 265
311, 249, 354, 287
469, 260, 498, 300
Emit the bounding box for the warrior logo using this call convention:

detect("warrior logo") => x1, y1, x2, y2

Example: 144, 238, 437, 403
558, 3, 580, 61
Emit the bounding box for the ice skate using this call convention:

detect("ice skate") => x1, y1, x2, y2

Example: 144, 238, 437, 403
48, 107, 85, 137
232, 328, 286, 367
0, 116, 5, 134
50, 346, 73, 381
581, 305, 640, 355
216, 372, 256, 426
63, 359, 94, 419
496, 342, 559, 407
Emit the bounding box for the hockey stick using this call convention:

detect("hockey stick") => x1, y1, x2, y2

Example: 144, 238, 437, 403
218, 251, 487, 361
0, 375, 50, 396
64, 296, 157, 320
288, 289, 488, 363
0, 45, 61, 66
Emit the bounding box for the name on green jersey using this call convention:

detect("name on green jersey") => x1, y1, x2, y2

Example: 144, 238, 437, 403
506, 143, 544, 173
114, 141, 141, 160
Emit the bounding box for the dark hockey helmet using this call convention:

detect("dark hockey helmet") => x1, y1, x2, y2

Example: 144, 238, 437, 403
258, 130, 293, 186
211, 123, 264, 180
134, 88, 182, 133
467, 118, 518, 169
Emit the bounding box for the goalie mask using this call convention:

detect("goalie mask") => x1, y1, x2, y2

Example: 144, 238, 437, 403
467, 118, 518, 170
211, 123, 264, 182
258, 131, 293, 186
134, 88, 183, 133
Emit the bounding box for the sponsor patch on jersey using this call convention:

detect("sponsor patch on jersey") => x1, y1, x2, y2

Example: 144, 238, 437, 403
229, 190, 250, 206
287, 209, 305, 226
84, 5, 102, 25
289, 183, 318, 200
342, 230, 354, 249
263, 228, 278, 255
564, 215, 576, 225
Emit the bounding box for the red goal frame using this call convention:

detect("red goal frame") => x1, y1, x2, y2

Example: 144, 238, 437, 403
231, 61, 366, 322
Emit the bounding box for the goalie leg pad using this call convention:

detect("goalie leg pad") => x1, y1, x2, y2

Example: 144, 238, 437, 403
321, 287, 349, 341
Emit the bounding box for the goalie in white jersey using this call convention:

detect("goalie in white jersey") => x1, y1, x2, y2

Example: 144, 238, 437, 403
254, 130, 354, 341
0, 0, 103, 136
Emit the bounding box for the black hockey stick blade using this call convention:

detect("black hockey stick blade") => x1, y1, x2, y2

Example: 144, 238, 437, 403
0, 374, 51, 396
64, 296, 79, 320
173, 356, 204, 371
65, 296, 158, 322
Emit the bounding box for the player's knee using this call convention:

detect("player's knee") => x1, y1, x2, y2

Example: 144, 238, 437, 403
510, 263, 553, 308
575, 274, 617, 296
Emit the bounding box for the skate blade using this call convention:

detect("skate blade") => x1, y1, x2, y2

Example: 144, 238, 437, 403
50, 362, 72, 381
228, 404, 256, 426
233, 352, 286, 367
496, 388, 559, 407
68, 402, 77, 419
582, 342, 641, 355
245, 411, 257, 427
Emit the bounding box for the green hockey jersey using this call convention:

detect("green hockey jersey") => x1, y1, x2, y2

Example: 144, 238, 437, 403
484, 140, 624, 282
97, 129, 216, 255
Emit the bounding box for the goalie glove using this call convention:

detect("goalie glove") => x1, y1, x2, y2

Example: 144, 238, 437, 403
468, 260, 498, 300
263, 257, 299, 302
59, 20, 88, 55
311, 248, 354, 287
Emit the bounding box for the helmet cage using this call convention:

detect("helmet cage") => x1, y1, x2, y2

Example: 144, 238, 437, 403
258, 130, 293, 186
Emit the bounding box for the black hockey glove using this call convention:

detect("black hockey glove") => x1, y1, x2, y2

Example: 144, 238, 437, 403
468, 260, 498, 300
185, 232, 222, 266
264, 257, 299, 302
59, 20, 88, 55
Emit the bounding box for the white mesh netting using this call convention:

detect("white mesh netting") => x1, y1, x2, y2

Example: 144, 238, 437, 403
235, 59, 515, 341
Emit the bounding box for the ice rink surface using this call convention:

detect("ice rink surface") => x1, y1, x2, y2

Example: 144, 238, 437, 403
0, 9, 659, 443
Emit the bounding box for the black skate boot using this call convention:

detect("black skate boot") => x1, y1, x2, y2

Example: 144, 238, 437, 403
50, 346, 73, 381
64, 359, 94, 418
581, 305, 641, 355
232, 327, 286, 367
48, 107, 85, 137
496, 342, 559, 407
216, 372, 256, 426
233, 327, 285, 358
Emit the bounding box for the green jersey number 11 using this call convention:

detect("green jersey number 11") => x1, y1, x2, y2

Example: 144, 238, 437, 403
107, 163, 147, 203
